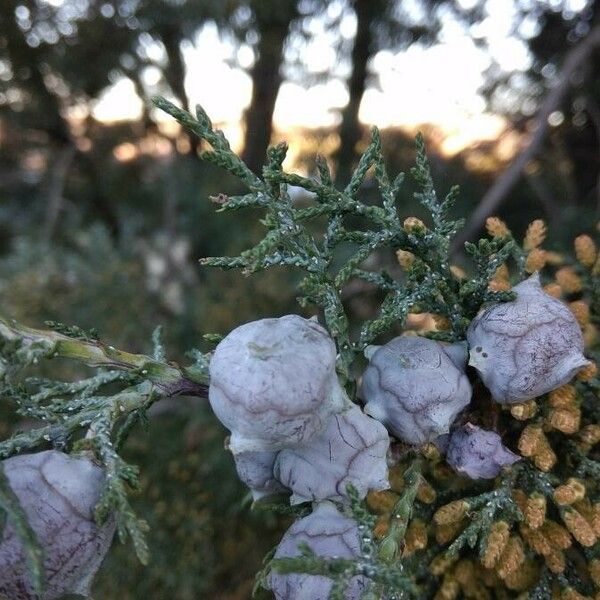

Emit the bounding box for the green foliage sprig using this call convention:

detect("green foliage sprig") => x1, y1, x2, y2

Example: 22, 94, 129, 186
153, 97, 514, 379
445, 466, 522, 559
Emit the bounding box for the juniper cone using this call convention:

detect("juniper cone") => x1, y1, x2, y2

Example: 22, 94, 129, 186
360, 337, 472, 445
467, 273, 590, 403
267, 502, 368, 600
233, 450, 288, 501
274, 404, 390, 505
0, 450, 115, 600
208, 315, 347, 453
446, 424, 520, 479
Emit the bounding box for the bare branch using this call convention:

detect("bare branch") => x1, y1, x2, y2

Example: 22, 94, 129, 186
453, 23, 600, 251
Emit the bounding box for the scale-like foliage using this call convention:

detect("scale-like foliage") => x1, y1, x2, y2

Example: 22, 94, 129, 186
0, 97, 597, 600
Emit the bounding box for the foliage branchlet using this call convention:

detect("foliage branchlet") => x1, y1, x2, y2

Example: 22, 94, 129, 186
0, 316, 209, 565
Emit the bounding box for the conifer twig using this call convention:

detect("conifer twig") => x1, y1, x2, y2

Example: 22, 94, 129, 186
0, 316, 208, 397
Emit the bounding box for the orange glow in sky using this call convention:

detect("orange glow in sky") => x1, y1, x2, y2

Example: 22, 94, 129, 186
91, 3, 535, 157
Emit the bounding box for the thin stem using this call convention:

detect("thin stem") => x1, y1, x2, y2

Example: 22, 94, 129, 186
0, 316, 208, 397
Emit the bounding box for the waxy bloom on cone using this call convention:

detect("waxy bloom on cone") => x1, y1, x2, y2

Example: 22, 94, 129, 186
0, 450, 115, 600
274, 404, 389, 504
467, 273, 589, 404
209, 315, 346, 453
360, 336, 472, 445
446, 424, 520, 480
267, 502, 368, 600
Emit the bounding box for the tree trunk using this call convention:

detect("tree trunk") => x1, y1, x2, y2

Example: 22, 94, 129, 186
334, 0, 381, 185
76, 147, 120, 240
161, 25, 199, 155
124, 66, 156, 137
241, 2, 298, 174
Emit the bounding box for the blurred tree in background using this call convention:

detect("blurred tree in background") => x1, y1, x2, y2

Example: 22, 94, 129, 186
453, 0, 600, 245
507, 0, 600, 224
0, 0, 599, 597
333, 0, 445, 184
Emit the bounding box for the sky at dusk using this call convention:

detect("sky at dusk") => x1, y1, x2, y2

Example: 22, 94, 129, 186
87, 0, 586, 155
